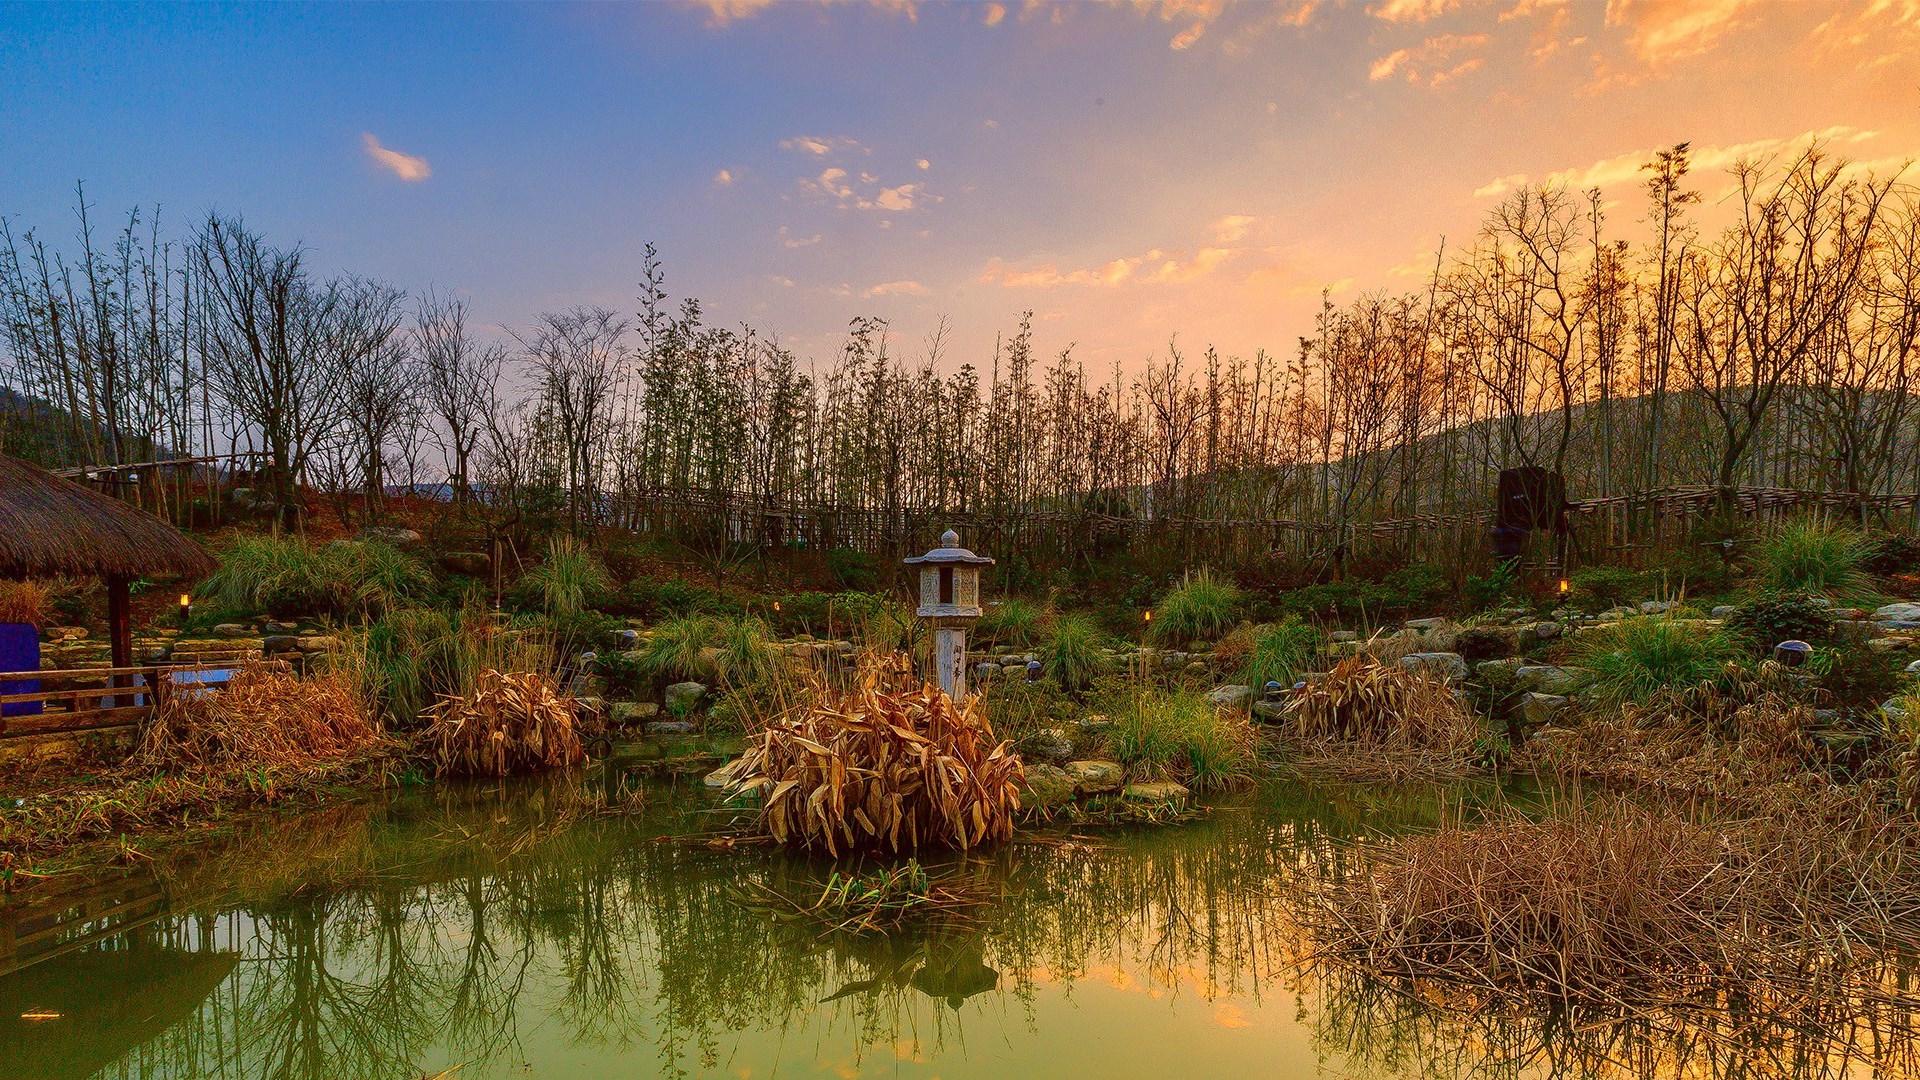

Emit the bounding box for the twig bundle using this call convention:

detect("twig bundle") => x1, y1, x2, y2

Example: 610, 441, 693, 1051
731, 667, 1024, 855
421, 669, 586, 777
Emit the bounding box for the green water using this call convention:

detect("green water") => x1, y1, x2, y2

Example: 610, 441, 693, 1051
0, 755, 1909, 1079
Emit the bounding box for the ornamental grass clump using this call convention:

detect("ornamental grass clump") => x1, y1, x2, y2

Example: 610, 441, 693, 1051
1571, 615, 1740, 704
133, 661, 388, 774
1151, 570, 1245, 645
730, 666, 1024, 856
1754, 520, 1873, 598
1282, 655, 1481, 759
421, 669, 587, 777
1105, 689, 1256, 792
1039, 613, 1110, 690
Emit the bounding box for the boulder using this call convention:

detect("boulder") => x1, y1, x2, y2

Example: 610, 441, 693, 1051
1121, 781, 1191, 804
1869, 638, 1913, 653
140, 645, 171, 663
1328, 630, 1358, 644
1404, 617, 1449, 633
664, 681, 708, 713
1640, 600, 1679, 614
1021, 764, 1075, 811
262, 635, 299, 654
1875, 602, 1920, 623
1063, 759, 1125, 794
1515, 664, 1587, 695
1251, 700, 1287, 722
1454, 626, 1515, 662
975, 662, 1003, 682
1883, 699, 1912, 724
1207, 684, 1254, 709
1905, 659, 1920, 676
611, 701, 659, 725
1476, 657, 1526, 679
648, 720, 698, 735
1399, 652, 1469, 684
1531, 621, 1563, 642
439, 550, 492, 576
356, 526, 424, 546
1522, 692, 1569, 726
1711, 605, 1739, 619
294, 635, 342, 653
1026, 728, 1076, 765
212, 623, 251, 639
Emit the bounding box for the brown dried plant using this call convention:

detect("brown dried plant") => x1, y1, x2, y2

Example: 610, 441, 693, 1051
1278, 654, 1482, 778
421, 669, 587, 777
730, 663, 1025, 856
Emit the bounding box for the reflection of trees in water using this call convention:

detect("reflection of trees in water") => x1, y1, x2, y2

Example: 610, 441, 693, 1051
35, 770, 1920, 1080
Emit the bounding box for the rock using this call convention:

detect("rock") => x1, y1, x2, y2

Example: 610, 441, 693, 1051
439, 550, 491, 576
1832, 607, 1868, 621
1021, 764, 1075, 811
1869, 638, 1913, 653
704, 756, 752, 789
1207, 684, 1254, 709
975, 662, 1002, 681
1809, 597, 1835, 609
1476, 657, 1526, 679
1875, 603, 1920, 623
1711, 605, 1739, 619
1532, 621, 1563, 642
648, 720, 698, 735
1184, 661, 1208, 676
294, 635, 342, 653
212, 623, 251, 638
1121, 781, 1190, 804
1328, 630, 1359, 643
262, 635, 299, 654
258, 620, 298, 633
1640, 600, 1679, 614
1399, 652, 1468, 684
1905, 659, 1920, 675
1454, 626, 1515, 662
140, 645, 172, 663
1404, 617, 1449, 632
1602, 606, 1638, 621
1078, 714, 1112, 738
1027, 728, 1075, 764
1523, 692, 1569, 725
1063, 759, 1125, 794
1515, 664, 1587, 695
1251, 700, 1287, 722
611, 700, 659, 724
1883, 698, 1912, 724
664, 682, 708, 713
356, 526, 424, 546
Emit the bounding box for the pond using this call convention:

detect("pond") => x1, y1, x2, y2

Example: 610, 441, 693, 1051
1, 751, 1914, 1080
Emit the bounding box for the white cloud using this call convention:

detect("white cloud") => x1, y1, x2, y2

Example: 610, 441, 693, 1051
780, 135, 866, 156
1210, 214, 1258, 243
1372, 0, 1459, 23
982, 245, 1238, 289
361, 133, 430, 181
864, 280, 929, 298
1472, 126, 1884, 198
1368, 33, 1487, 85
713, 168, 735, 186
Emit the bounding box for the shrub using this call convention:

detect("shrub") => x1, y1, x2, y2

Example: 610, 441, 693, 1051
634, 615, 718, 683
618, 577, 741, 619
1724, 592, 1834, 649
1462, 561, 1520, 610
1039, 613, 1110, 690
979, 598, 1045, 649
519, 535, 612, 617
1238, 617, 1320, 691
1105, 689, 1256, 792
420, 669, 586, 777
1572, 616, 1740, 704
729, 665, 1023, 854
1151, 571, 1245, 645
825, 547, 882, 591
1569, 564, 1645, 609
1753, 521, 1871, 598
1863, 532, 1920, 578
360, 603, 555, 729
764, 590, 885, 636
198, 534, 429, 619
979, 676, 1077, 751
1281, 654, 1482, 762
0, 580, 50, 626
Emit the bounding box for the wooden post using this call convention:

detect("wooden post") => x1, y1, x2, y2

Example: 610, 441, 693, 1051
106, 574, 133, 708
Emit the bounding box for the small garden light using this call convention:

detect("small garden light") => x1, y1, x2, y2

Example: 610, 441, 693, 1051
1557, 578, 1570, 596
179, 593, 192, 622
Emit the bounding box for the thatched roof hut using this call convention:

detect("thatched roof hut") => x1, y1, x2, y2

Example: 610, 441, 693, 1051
0, 453, 215, 671
0, 454, 214, 581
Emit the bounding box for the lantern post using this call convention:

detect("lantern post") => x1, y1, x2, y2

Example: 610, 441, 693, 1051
904, 528, 993, 701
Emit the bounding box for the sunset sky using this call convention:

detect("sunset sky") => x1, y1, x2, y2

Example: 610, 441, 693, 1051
4, 0, 1917, 373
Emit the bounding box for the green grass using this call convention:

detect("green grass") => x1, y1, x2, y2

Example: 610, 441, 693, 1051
1105, 689, 1256, 792
979, 598, 1045, 649
1238, 617, 1320, 691
635, 615, 719, 683
198, 533, 430, 619
520, 535, 612, 617
1151, 571, 1245, 645
1572, 616, 1741, 704
1039, 613, 1110, 690
1754, 521, 1872, 599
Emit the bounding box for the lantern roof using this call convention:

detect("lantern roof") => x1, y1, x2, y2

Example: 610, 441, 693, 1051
903, 528, 994, 567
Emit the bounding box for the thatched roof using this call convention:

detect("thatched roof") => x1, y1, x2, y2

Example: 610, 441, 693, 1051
0, 454, 215, 580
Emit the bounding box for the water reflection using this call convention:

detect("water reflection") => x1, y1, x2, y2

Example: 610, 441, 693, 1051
1, 768, 1915, 1079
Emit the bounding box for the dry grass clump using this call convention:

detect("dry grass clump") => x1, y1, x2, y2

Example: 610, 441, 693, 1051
1308, 796, 1920, 1010
1525, 662, 1826, 805
133, 662, 385, 772
730, 666, 1024, 855
420, 669, 586, 777
0, 579, 50, 626
1278, 654, 1483, 778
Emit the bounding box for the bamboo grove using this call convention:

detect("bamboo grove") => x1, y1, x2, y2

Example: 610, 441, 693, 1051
3, 144, 1918, 570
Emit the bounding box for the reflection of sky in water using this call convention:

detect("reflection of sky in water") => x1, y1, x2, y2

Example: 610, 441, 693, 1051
0, 770, 1912, 1080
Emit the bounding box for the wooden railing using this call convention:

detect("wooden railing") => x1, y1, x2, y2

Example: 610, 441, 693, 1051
0, 659, 271, 742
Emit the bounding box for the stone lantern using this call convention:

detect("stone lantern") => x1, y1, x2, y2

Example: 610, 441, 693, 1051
904, 528, 993, 700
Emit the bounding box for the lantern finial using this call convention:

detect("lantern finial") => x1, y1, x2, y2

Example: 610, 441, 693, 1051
940, 527, 960, 547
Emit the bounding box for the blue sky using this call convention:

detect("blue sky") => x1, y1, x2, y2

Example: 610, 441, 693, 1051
4, 0, 1917, 371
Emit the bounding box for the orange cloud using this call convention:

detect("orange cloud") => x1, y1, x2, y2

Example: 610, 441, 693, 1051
1369, 33, 1487, 85
865, 280, 929, 297
983, 1, 1007, 25
1605, 0, 1761, 64
1472, 126, 1883, 198
361, 133, 430, 181
713, 168, 735, 186
982, 245, 1237, 288
1372, 0, 1460, 23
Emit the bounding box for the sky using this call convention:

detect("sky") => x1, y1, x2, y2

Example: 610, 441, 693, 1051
2, 0, 1918, 374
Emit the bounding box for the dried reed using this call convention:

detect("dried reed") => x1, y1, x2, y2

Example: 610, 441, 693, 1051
133, 662, 386, 771
1278, 654, 1483, 778
730, 665, 1024, 855
420, 669, 587, 777
0, 579, 49, 626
